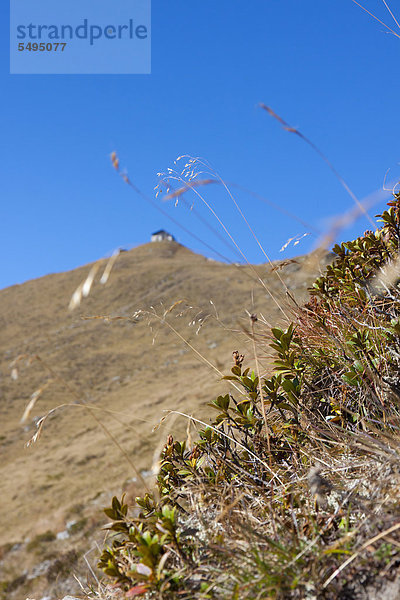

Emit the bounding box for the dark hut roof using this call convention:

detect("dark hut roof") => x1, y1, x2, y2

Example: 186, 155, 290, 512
152, 229, 171, 235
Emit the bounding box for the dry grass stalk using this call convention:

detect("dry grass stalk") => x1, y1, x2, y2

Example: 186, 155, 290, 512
259, 103, 376, 228
69, 251, 121, 310
350, 0, 400, 39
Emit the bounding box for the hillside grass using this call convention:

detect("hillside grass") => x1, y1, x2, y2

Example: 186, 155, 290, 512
1, 235, 333, 600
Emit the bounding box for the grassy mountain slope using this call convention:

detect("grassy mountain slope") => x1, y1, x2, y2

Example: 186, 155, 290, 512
0, 241, 329, 599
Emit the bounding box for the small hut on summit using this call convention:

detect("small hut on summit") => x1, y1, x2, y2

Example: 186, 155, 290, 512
151, 230, 175, 242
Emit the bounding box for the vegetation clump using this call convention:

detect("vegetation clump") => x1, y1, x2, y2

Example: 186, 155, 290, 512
26, 530, 57, 553
98, 196, 400, 599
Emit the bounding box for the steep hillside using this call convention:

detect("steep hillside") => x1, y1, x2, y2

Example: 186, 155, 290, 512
0, 241, 329, 598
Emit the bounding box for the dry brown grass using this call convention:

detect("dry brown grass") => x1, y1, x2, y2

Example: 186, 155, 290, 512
0, 241, 327, 553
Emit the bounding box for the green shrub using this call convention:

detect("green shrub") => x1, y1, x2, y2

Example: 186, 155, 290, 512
98, 195, 400, 599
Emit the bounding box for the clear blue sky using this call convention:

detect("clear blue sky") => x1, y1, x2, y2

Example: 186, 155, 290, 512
1, 1, 400, 289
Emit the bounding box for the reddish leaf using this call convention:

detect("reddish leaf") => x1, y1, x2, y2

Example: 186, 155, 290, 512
126, 584, 148, 597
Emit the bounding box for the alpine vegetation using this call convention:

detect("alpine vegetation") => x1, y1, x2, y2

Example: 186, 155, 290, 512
97, 194, 400, 599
